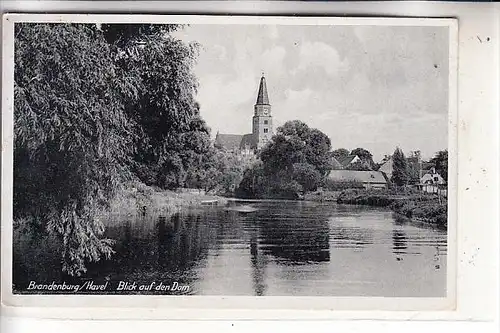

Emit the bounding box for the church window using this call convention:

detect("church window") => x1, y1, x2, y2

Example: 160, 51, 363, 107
264, 120, 268, 125
264, 128, 269, 133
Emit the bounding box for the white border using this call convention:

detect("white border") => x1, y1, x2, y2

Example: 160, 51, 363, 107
0, 9, 496, 324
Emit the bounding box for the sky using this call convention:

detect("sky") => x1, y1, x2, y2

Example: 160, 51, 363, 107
174, 24, 449, 162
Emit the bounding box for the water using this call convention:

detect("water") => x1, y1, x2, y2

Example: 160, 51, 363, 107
13, 201, 447, 296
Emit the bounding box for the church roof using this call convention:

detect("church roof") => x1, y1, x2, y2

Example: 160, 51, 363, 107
240, 133, 256, 149
215, 134, 244, 151
256, 75, 270, 105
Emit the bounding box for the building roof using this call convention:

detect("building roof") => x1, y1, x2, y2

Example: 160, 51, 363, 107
330, 155, 342, 170
256, 75, 270, 105
240, 133, 256, 150
215, 133, 244, 151
377, 156, 393, 173
338, 155, 359, 167
328, 170, 387, 184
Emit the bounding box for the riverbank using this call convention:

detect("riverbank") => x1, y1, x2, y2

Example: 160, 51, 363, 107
106, 182, 228, 222
336, 189, 447, 228
303, 190, 342, 202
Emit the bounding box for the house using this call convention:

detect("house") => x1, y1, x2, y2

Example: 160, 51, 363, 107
377, 155, 393, 175
327, 170, 388, 190
421, 167, 446, 184
376, 151, 422, 182
214, 74, 273, 154
328, 154, 343, 170
418, 167, 447, 196
338, 155, 361, 169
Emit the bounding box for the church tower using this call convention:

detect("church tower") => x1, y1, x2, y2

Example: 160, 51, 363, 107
252, 74, 273, 149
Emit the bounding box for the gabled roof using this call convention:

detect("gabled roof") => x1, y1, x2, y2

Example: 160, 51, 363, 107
215, 133, 244, 151
339, 155, 359, 167
240, 133, 256, 150
328, 154, 342, 170
256, 75, 270, 105
328, 170, 387, 184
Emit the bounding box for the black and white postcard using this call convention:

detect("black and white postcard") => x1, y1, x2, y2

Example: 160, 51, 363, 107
1, 14, 461, 316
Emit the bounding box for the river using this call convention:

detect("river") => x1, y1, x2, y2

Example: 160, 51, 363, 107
13, 200, 447, 296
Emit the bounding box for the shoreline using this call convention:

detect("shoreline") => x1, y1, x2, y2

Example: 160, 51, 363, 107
104, 183, 229, 224
335, 189, 447, 228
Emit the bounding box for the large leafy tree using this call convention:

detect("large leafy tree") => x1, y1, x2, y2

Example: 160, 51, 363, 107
239, 120, 333, 198
14, 23, 135, 275
14, 23, 209, 276
101, 24, 202, 189
332, 148, 349, 161
260, 120, 333, 176
391, 147, 410, 187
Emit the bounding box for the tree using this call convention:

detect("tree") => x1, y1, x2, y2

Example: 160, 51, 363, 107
260, 120, 333, 176
14, 23, 136, 276
292, 163, 322, 192
430, 150, 448, 182
350, 148, 376, 170
238, 120, 333, 198
332, 148, 350, 161
102, 23, 202, 189
14, 23, 209, 276
391, 147, 410, 188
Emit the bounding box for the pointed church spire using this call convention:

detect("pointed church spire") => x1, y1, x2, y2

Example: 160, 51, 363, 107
255, 74, 270, 105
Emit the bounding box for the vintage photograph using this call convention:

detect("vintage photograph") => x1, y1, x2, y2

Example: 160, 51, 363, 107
9, 18, 453, 297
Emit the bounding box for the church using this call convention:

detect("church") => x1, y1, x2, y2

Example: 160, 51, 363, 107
214, 74, 274, 155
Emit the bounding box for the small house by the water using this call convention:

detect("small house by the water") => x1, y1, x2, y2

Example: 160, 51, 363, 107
418, 167, 447, 196
327, 170, 388, 190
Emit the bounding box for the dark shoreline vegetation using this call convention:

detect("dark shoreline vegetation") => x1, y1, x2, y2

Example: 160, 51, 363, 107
336, 189, 448, 228
13, 23, 448, 278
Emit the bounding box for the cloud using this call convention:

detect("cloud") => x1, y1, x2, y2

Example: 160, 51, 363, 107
179, 24, 449, 160
296, 41, 349, 76
260, 46, 286, 75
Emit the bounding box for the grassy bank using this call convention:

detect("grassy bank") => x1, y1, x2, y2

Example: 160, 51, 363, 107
337, 189, 447, 228
106, 182, 228, 223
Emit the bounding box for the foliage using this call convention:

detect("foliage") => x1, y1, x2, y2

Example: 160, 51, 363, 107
347, 160, 373, 171
13, 23, 208, 276
260, 120, 333, 176
237, 121, 333, 199
390, 200, 447, 228
332, 148, 349, 161
292, 163, 322, 192
236, 162, 267, 198
337, 189, 447, 227
430, 150, 448, 182
391, 147, 410, 187
101, 24, 180, 48
407, 162, 421, 185
323, 179, 364, 191
337, 189, 396, 207
103, 23, 203, 189
14, 23, 135, 275
350, 148, 376, 170
189, 148, 249, 195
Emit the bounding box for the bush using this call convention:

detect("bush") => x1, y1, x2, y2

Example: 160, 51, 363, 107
323, 179, 364, 191
337, 189, 395, 206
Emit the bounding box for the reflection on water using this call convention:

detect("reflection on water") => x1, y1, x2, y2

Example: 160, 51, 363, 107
13, 201, 447, 296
